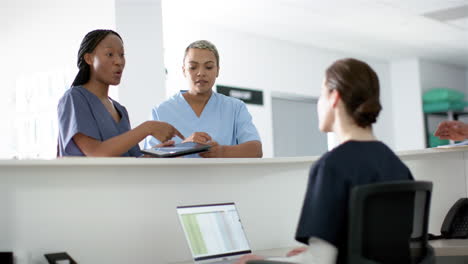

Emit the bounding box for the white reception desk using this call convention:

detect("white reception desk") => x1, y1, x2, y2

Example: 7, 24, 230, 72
0, 147, 467, 263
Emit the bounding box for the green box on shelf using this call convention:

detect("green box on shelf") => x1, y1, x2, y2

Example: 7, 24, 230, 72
423, 88, 465, 103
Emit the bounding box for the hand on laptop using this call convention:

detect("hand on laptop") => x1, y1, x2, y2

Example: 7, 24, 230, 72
233, 254, 264, 264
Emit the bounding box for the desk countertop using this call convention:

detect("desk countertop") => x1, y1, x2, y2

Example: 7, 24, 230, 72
171, 240, 468, 263
170, 247, 294, 264
430, 239, 468, 256
261, 241, 468, 257
0, 156, 317, 167
2, 145, 468, 166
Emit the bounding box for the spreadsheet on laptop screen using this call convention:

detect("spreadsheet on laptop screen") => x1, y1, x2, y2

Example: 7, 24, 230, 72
177, 203, 250, 258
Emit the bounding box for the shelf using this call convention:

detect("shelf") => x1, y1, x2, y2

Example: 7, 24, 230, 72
424, 111, 468, 117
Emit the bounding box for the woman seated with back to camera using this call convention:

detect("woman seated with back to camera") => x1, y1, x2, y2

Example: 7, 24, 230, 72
144, 40, 262, 158
235, 58, 414, 264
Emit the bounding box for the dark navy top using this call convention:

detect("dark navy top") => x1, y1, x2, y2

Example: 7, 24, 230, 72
295, 141, 414, 263
57, 86, 141, 157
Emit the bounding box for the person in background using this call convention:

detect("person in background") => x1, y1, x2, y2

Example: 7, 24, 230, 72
434, 120, 468, 141
144, 40, 262, 158
235, 58, 414, 264
58, 29, 183, 157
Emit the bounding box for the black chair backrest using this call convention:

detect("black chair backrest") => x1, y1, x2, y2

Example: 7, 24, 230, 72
347, 181, 434, 264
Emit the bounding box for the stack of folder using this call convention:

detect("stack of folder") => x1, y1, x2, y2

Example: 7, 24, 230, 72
423, 88, 468, 113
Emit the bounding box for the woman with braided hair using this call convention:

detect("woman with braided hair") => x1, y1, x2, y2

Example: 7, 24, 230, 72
57, 29, 183, 157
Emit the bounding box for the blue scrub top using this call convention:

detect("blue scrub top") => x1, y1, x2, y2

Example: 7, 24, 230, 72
144, 91, 261, 150
57, 86, 141, 157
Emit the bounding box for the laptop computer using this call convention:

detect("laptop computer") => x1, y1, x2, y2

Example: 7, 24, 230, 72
176, 203, 252, 264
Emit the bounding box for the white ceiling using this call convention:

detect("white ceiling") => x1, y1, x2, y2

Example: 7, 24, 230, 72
163, 0, 468, 67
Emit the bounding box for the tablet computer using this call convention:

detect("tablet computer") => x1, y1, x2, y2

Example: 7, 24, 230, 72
141, 142, 211, 158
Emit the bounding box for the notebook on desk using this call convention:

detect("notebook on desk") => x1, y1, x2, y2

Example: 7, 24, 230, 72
176, 203, 252, 264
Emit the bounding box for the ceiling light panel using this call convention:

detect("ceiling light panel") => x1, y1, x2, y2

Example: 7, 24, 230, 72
374, 0, 468, 14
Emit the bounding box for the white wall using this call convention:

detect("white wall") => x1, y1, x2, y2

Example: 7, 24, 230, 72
390, 59, 425, 151
6, 0, 115, 75
419, 60, 468, 93
0, 0, 15, 157
115, 0, 166, 130
161, 21, 394, 157
2, 0, 116, 158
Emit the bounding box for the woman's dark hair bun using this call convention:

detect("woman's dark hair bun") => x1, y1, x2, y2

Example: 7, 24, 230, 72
325, 58, 382, 128
352, 99, 382, 127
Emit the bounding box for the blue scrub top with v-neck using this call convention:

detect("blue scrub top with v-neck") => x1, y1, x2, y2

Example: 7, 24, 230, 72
57, 86, 141, 157
144, 91, 261, 149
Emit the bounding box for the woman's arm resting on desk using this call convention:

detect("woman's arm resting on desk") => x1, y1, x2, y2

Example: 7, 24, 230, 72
200, 140, 263, 158
286, 247, 307, 257
234, 254, 265, 264
235, 238, 336, 264
73, 121, 183, 157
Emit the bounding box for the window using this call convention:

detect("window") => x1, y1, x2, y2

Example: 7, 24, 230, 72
11, 69, 74, 159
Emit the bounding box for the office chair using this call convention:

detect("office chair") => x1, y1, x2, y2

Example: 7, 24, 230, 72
248, 181, 435, 264
347, 180, 435, 264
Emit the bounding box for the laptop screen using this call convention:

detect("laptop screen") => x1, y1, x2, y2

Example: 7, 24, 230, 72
177, 203, 252, 261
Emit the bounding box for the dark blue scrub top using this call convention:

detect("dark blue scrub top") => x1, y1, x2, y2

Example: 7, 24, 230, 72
295, 141, 414, 263
57, 86, 141, 157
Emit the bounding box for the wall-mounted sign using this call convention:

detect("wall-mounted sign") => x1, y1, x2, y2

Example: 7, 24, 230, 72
216, 85, 264, 105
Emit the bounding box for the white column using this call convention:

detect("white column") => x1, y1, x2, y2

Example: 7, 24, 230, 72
390, 59, 425, 151
115, 0, 166, 131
